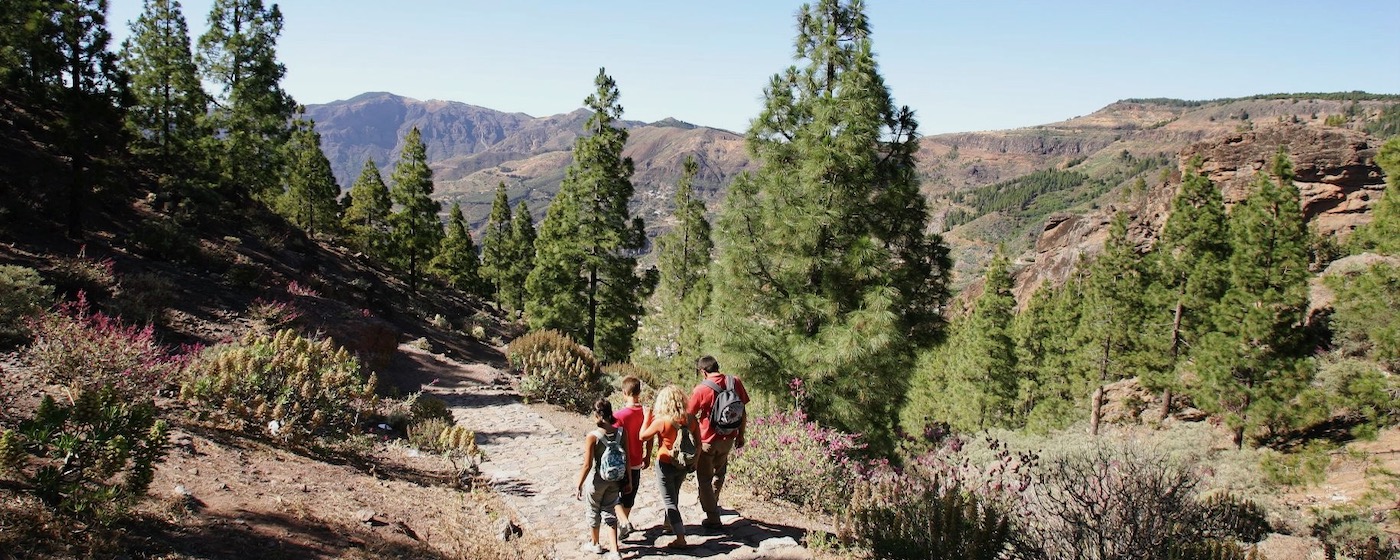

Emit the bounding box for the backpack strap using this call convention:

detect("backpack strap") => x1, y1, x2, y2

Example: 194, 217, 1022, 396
702, 378, 724, 393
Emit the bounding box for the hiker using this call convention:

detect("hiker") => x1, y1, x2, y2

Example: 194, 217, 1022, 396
612, 376, 651, 538
686, 355, 749, 530
574, 399, 629, 559
638, 385, 700, 549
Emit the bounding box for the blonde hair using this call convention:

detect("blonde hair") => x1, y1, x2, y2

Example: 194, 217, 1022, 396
652, 385, 687, 426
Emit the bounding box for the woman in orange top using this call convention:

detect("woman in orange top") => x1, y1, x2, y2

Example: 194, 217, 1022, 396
639, 385, 699, 549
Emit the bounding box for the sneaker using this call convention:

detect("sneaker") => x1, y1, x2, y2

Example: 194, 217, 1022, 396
581, 542, 603, 554
701, 519, 723, 532
618, 522, 633, 539
603, 552, 622, 560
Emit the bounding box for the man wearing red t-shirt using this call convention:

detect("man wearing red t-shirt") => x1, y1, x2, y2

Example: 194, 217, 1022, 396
686, 356, 749, 530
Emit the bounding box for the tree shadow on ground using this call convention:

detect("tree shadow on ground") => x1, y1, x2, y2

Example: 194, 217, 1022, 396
127, 508, 455, 560
625, 517, 810, 558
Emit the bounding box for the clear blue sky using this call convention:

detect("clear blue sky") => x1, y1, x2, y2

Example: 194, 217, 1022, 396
107, 0, 1400, 134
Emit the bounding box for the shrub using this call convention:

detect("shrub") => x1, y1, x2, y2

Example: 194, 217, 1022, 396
729, 409, 866, 513
0, 265, 51, 346
109, 272, 176, 325
1313, 507, 1398, 560
24, 293, 184, 397
247, 297, 302, 334
506, 329, 605, 413
1011, 443, 1269, 560
1260, 441, 1332, 487
179, 329, 378, 443
843, 468, 1012, 560
0, 387, 169, 524
131, 217, 200, 263
51, 251, 116, 297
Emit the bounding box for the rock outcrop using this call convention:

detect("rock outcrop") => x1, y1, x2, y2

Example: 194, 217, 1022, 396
1011, 123, 1388, 305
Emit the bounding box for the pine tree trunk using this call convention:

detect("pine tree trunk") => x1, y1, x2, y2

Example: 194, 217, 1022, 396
1090, 385, 1104, 436
1160, 300, 1185, 421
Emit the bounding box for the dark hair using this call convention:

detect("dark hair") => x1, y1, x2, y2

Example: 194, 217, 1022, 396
621, 376, 642, 397
697, 355, 720, 374
593, 399, 616, 427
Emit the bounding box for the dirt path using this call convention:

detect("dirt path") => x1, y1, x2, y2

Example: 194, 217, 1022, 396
422, 358, 813, 559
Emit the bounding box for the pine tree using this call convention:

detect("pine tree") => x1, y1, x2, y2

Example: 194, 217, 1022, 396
499, 201, 536, 314
903, 251, 1017, 433
429, 202, 482, 294
1143, 160, 1230, 419
1350, 137, 1400, 255
120, 0, 210, 196
706, 0, 952, 447
632, 157, 713, 384
479, 182, 514, 304
277, 117, 339, 236
1197, 149, 1313, 448
387, 127, 443, 294
54, 0, 127, 238
1012, 276, 1089, 432
341, 158, 391, 256
1076, 213, 1148, 435
197, 0, 295, 201
0, 0, 60, 93
524, 69, 651, 362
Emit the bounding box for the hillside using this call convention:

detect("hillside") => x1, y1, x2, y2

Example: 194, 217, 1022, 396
305, 93, 756, 232
310, 93, 1398, 283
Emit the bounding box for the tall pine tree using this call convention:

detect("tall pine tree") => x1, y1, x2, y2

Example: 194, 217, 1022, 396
55, 0, 127, 238
500, 200, 536, 315
479, 182, 514, 304
1012, 276, 1088, 433
387, 127, 442, 294
197, 0, 295, 201
524, 69, 650, 361
632, 157, 713, 384
1197, 149, 1313, 448
902, 251, 1017, 433
341, 158, 391, 257
429, 201, 483, 294
706, 0, 952, 447
1143, 160, 1230, 419
277, 116, 339, 236
1076, 213, 1148, 435
120, 0, 209, 195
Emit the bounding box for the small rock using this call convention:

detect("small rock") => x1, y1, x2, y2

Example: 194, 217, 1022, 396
173, 485, 191, 496
300, 484, 310, 492
496, 518, 522, 541
217, 483, 230, 491
356, 509, 377, 523
758, 536, 800, 551
191, 468, 199, 476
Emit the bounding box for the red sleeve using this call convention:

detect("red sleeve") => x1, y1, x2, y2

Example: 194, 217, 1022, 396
735, 377, 750, 404
687, 384, 708, 417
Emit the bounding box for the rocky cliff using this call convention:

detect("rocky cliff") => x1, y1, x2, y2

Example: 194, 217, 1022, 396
1010, 123, 1389, 305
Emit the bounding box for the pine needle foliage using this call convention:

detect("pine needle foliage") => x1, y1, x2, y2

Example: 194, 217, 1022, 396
707, 0, 951, 450
525, 69, 652, 361
632, 156, 713, 385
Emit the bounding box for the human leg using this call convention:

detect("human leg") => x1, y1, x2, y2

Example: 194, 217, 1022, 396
657, 461, 688, 545
700, 439, 734, 526
614, 467, 640, 537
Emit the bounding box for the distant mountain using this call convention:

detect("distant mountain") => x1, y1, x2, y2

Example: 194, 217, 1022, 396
309, 91, 1398, 296
304, 92, 753, 231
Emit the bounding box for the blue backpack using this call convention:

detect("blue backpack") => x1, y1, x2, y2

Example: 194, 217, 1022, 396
596, 428, 627, 482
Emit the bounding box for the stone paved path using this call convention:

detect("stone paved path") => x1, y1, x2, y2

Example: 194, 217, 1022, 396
427, 371, 812, 560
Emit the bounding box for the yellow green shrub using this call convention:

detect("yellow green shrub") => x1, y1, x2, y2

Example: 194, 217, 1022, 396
180, 329, 377, 443
506, 329, 605, 413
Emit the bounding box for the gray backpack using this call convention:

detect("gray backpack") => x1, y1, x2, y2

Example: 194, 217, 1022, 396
702, 376, 745, 436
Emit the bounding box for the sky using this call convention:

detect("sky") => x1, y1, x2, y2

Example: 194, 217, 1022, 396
106, 0, 1400, 135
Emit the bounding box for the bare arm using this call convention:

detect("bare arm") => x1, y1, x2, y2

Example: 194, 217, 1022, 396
575, 433, 596, 500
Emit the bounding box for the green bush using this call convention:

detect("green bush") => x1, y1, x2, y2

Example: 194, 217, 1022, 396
24, 293, 183, 397
179, 329, 378, 443
407, 417, 480, 458
0, 387, 169, 524
0, 265, 51, 346
1260, 441, 1332, 487
844, 471, 1012, 560
505, 329, 605, 413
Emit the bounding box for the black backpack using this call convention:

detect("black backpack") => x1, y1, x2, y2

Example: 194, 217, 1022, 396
702, 375, 745, 437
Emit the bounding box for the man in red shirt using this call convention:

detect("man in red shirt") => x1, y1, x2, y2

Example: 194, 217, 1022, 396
686, 355, 749, 530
